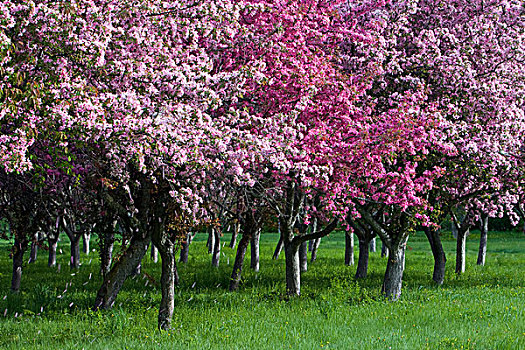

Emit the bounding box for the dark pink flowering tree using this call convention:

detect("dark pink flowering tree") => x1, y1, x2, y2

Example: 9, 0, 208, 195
345, 0, 525, 293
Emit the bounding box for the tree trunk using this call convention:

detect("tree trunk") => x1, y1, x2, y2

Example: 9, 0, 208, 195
211, 228, 220, 267
381, 242, 388, 258
179, 234, 190, 263
174, 259, 180, 286
369, 237, 376, 253
355, 238, 370, 279
132, 262, 141, 276
310, 238, 321, 262
307, 218, 319, 262
48, 237, 58, 267
455, 229, 468, 274
11, 238, 27, 292
382, 241, 407, 300
477, 215, 488, 266
158, 245, 175, 330
230, 233, 251, 291
424, 227, 446, 285
93, 235, 151, 310
70, 236, 81, 269
250, 228, 260, 272
299, 241, 308, 272
82, 232, 91, 255
451, 221, 458, 239
284, 239, 301, 296
28, 232, 38, 263
100, 232, 115, 277
207, 227, 214, 254
273, 237, 284, 260
308, 218, 318, 253
345, 230, 354, 266
229, 223, 239, 249
151, 244, 158, 263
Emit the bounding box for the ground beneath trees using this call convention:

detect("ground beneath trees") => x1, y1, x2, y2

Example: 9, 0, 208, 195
0, 231, 523, 349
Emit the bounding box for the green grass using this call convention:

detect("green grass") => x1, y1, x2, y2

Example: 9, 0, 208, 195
0, 230, 523, 349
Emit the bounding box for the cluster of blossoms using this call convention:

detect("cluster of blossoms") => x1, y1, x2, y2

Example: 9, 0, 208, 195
1, 0, 524, 329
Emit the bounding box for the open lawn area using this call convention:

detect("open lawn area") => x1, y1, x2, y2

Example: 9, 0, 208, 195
0, 231, 523, 349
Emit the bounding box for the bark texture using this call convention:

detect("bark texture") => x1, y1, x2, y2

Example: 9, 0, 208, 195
48, 238, 58, 267
382, 242, 406, 300
310, 238, 321, 262
207, 227, 214, 254
284, 239, 301, 296
381, 243, 388, 258
424, 227, 446, 285
28, 232, 38, 263
309, 218, 320, 262
93, 235, 150, 310
229, 223, 239, 248
229, 233, 251, 291
151, 244, 158, 263
477, 215, 488, 266
455, 229, 468, 274
356, 238, 370, 279
369, 237, 376, 253
157, 245, 175, 330
250, 228, 260, 272
82, 232, 91, 255
299, 241, 308, 272
344, 230, 354, 266
70, 237, 81, 269
211, 228, 220, 267
179, 235, 190, 263
11, 238, 27, 292
100, 230, 115, 277
272, 237, 284, 260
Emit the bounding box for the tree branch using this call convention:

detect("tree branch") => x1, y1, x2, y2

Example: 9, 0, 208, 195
292, 218, 338, 246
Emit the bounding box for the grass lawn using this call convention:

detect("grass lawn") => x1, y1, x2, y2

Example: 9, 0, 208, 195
0, 230, 523, 349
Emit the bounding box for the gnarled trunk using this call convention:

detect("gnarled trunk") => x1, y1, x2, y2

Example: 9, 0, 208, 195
93, 235, 150, 310
345, 230, 354, 266
356, 238, 370, 279
477, 215, 488, 266
382, 241, 406, 300
250, 228, 260, 272
424, 227, 446, 285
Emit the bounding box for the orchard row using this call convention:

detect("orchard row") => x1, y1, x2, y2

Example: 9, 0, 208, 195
1, 0, 524, 330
